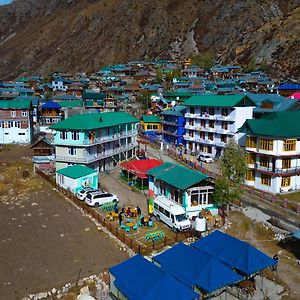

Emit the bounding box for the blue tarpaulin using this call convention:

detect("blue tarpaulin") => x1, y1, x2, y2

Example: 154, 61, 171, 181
293, 229, 300, 240
191, 230, 277, 275
109, 255, 198, 300
153, 243, 242, 293
41, 101, 61, 109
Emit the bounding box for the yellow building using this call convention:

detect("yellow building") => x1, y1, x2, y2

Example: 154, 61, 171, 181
140, 115, 162, 132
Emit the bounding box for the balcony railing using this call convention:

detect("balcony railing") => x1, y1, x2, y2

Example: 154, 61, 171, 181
55, 143, 137, 163
255, 164, 300, 175
161, 120, 177, 126
56, 130, 137, 146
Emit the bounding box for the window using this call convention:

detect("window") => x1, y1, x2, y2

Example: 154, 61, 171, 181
147, 125, 152, 129
21, 111, 28, 117
208, 108, 214, 115
208, 133, 214, 140
260, 156, 269, 167
200, 120, 206, 127
246, 137, 257, 148
283, 139, 296, 151
222, 108, 228, 116
245, 153, 256, 164
261, 174, 271, 186
60, 131, 67, 139
15, 121, 21, 128
153, 125, 158, 130
200, 131, 205, 139
261, 102, 273, 109
189, 130, 194, 138
245, 169, 255, 181
221, 135, 227, 143
45, 118, 51, 124
190, 107, 195, 114
259, 138, 273, 151
281, 177, 291, 187
11, 111, 16, 117
71, 131, 80, 140
4, 121, 11, 128
189, 119, 194, 126
58, 174, 64, 185
221, 122, 228, 130
18, 133, 25, 135
209, 120, 215, 128
191, 190, 208, 206
68, 147, 77, 155
282, 158, 291, 169
201, 107, 206, 115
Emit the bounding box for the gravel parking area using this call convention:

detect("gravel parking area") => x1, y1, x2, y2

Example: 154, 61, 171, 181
0, 179, 128, 300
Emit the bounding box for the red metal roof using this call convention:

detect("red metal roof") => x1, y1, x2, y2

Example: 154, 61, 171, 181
120, 159, 163, 179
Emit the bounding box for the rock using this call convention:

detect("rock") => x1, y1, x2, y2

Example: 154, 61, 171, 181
80, 286, 90, 295
31, 202, 38, 206
51, 288, 57, 294
33, 292, 47, 300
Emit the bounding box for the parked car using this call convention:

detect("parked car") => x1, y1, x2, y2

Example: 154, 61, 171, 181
76, 187, 97, 200
85, 191, 119, 207
197, 154, 213, 163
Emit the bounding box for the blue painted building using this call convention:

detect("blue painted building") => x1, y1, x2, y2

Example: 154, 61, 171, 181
161, 106, 186, 145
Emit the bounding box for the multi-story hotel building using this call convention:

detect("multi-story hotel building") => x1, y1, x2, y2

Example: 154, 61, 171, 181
183, 95, 255, 158
0, 99, 33, 144
239, 111, 300, 194
50, 112, 139, 171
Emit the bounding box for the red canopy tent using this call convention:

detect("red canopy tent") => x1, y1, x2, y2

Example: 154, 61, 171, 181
120, 159, 163, 179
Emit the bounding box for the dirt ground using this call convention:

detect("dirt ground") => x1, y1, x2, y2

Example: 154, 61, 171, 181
226, 211, 300, 300
0, 177, 128, 299
100, 168, 149, 214
0, 144, 33, 162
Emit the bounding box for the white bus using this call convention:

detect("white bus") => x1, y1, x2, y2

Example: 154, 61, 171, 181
153, 196, 191, 232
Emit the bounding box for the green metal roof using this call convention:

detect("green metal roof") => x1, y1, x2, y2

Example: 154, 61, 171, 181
147, 162, 208, 190
49, 111, 138, 131
239, 111, 300, 138
57, 165, 96, 179
184, 94, 255, 107
59, 100, 83, 108
141, 115, 161, 123
0, 99, 31, 109
85, 100, 104, 107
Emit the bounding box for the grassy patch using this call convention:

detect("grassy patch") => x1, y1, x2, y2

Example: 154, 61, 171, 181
0, 162, 42, 196
278, 192, 300, 204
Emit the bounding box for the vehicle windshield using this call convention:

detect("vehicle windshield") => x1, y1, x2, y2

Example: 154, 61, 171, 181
86, 194, 92, 199
175, 213, 188, 222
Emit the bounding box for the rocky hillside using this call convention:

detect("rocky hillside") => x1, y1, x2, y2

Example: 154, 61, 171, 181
0, 0, 299, 79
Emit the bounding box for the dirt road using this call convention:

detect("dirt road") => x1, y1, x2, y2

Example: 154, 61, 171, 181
0, 180, 128, 299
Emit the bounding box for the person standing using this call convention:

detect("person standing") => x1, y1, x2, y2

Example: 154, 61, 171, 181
136, 206, 141, 217
118, 212, 123, 226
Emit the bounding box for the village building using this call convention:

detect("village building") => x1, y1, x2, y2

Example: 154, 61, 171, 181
0, 99, 33, 144
239, 111, 300, 194
31, 137, 55, 164
161, 105, 186, 146
183, 94, 255, 158
56, 164, 98, 194
49, 111, 139, 172
147, 162, 215, 217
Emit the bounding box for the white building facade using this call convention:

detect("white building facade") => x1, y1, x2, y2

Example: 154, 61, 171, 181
240, 111, 300, 194
0, 100, 33, 144
183, 95, 255, 158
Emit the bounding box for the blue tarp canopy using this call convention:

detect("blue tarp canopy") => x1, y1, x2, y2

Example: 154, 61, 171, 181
153, 243, 242, 293
41, 101, 61, 109
192, 230, 277, 276
109, 255, 198, 300
293, 229, 300, 240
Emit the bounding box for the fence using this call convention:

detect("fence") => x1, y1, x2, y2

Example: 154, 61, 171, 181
35, 168, 191, 255
142, 137, 300, 215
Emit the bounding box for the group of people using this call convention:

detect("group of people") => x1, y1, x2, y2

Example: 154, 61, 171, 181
118, 205, 142, 226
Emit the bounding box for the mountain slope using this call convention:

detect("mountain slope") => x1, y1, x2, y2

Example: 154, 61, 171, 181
0, 0, 299, 79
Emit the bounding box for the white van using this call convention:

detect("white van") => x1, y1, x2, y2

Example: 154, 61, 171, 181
153, 196, 191, 232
